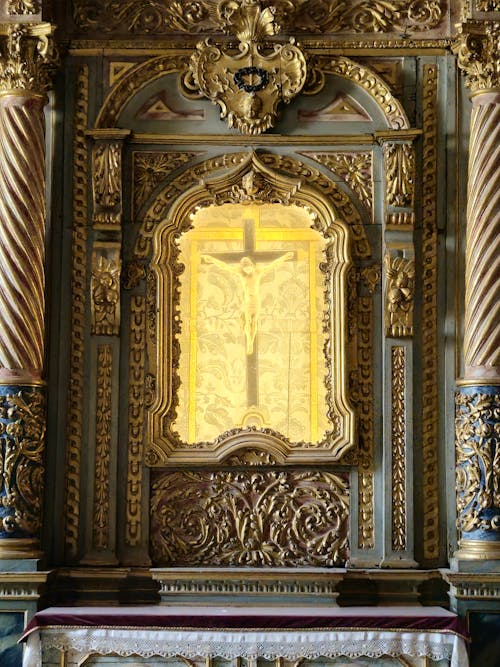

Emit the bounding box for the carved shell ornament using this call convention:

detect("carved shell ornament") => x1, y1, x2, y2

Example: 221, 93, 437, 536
182, 0, 307, 134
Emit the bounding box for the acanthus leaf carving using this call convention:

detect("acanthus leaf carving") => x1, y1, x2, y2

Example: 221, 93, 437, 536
0, 23, 56, 94
453, 22, 500, 93
383, 143, 415, 208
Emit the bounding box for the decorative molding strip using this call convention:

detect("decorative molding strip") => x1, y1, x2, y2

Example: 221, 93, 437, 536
125, 296, 146, 547
421, 63, 440, 561
386, 212, 415, 227
93, 345, 113, 551
151, 470, 349, 566
391, 346, 407, 551
64, 65, 89, 561
357, 295, 375, 550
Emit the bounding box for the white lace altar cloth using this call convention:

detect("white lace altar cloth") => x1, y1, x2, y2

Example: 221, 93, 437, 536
22, 606, 469, 667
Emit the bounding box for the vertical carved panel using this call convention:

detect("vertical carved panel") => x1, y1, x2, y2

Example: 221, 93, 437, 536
421, 64, 440, 561
93, 344, 113, 550
384, 252, 415, 338
91, 142, 122, 227
383, 143, 415, 208
90, 246, 121, 336
64, 66, 88, 560
126, 296, 146, 547
391, 346, 406, 551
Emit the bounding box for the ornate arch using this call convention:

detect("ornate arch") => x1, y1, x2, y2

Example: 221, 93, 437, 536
134, 151, 371, 261
95, 54, 408, 130
146, 151, 356, 466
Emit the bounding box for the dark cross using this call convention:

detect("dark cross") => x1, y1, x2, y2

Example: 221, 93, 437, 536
203, 214, 294, 408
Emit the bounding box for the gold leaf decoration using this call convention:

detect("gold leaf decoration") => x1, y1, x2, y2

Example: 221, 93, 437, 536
133, 151, 199, 216
391, 346, 406, 551
150, 470, 349, 566
72, 1, 444, 35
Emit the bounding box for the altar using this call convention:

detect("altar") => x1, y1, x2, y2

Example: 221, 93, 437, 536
21, 606, 468, 667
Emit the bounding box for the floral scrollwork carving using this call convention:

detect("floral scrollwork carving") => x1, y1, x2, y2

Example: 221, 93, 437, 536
150, 470, 349, 566
456, 388, 500, 535
0, 387, 45, 539
72, 0, 443, 35
92, 142, 123, 226
8, 0, 40, 14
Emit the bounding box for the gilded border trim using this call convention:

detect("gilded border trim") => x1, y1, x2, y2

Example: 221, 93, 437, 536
93, 344, 113, 550
358, 296, 374, 549
126, 296, 146, 547
422, 63, 439, 561
391, 346, 406, 551
64, 66, 89, 560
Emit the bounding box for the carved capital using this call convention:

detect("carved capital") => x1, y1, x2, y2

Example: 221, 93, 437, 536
453, 22, 500, 93
0, 23, 56, 95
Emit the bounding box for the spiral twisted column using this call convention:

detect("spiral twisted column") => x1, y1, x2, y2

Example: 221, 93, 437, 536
0, 22, 55, 559
454, 23, 500, 561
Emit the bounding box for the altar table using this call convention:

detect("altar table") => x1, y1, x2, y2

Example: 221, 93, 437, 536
21, 605, 469, 667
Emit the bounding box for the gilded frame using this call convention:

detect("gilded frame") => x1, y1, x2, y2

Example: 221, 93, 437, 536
147, 152, 356, 465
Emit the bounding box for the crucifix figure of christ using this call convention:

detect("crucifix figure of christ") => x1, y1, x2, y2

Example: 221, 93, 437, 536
200, 216, 294, 408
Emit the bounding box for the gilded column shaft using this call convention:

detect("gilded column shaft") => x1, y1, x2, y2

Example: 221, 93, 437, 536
0, 22, 55, 558
454, 23, 500, 560
463, 96, 500, 379
0, 93, 46, 380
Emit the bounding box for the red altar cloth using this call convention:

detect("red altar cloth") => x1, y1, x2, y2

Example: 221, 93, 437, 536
21, 605, 467, 640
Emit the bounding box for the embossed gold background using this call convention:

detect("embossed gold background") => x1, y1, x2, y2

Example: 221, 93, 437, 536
174, 203, 329, 444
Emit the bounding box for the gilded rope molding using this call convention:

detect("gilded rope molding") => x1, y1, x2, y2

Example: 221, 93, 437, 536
126, 296, 146, 547
421, 63, 439, 561
64, 66, 89, 560
358, 296, 374, 550
463, 102, 500, 372
0, 100, 46, 374
93, 344, 113, 550
391, 346, 407, 551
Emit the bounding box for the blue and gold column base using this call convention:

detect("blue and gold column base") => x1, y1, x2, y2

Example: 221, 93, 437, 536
455, 385, 500, 560
0, 385, 45, 559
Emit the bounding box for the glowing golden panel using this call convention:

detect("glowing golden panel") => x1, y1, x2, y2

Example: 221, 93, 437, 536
173, 204, 329, 444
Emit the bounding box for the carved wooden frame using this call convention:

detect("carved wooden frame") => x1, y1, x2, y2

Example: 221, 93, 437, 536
146, 151, 355, 465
